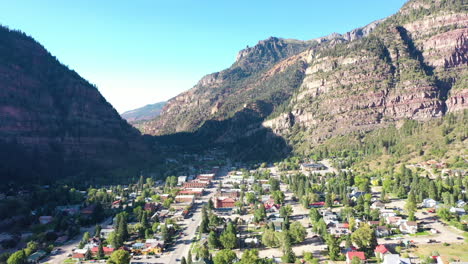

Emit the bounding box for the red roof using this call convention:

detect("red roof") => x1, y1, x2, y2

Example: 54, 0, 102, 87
374, 244, 389, 254
72, 253, 85, 259
310, 201, 325, 206
347, 251, 366, 260
91, 246, 114, 253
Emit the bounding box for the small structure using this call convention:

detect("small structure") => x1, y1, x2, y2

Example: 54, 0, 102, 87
374, 244, 390, 259
400, 221, 418, 234
27, 250, 46, 263
346, 251, 366, 264
382, 254, 411, 264
422, 198, 438, 208
375, 226, 391, 237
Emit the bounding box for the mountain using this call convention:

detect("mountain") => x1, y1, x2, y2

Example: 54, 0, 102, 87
138, 0, 467, 160
0, 26, 152, 184
121, 101, 166, 123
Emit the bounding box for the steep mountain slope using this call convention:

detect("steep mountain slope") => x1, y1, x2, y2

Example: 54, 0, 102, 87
140, 0, 466, 160
0, 26, 151, 183
121, 101, 166, 123
265, 0, 467, 154
138, 21, 383, 136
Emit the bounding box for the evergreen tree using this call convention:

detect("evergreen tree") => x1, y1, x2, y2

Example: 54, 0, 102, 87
97, 243, 105, 259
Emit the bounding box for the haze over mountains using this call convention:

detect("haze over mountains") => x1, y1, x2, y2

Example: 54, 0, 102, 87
0, 0, 466, 183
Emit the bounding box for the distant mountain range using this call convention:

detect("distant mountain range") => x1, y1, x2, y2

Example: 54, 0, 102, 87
121, 101, 166, 123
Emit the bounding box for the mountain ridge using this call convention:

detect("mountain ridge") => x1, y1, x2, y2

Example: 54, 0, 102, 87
136, 0, 467, 160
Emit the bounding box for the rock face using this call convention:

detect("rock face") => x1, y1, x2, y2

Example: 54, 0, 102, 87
0, 26, 149, 181
138, 0, 467, 156
265, 0, 467, 143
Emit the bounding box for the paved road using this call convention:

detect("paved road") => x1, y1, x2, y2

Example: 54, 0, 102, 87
131, 166, 229, 264
41, 217, 112, 264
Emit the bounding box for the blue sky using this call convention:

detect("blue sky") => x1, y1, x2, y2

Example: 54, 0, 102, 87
1, 0, 407, 113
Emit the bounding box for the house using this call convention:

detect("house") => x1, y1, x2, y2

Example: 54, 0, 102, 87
100, 228, 114, 239
81, 204, 97, 216
422, 198, 438, 208
456, 200, 466, 208
380, 209, 397, 218
346, 251, 366, 264
244, 237, 259, 247
91, 246, 114, 256
310, 201, 325, 208
72, 253, 85, 261
400, 221, 418, 234
382, 254, 411, 264
143, 239, 164, 254
374, 245, 390, 259
375, 226, 391, 237
27, 250, 46, 263
386, 216, 402, 226
329, 226, 350, 236
449, 207, 466, 215
38, 216, 53, 225
371, 201, 386, 210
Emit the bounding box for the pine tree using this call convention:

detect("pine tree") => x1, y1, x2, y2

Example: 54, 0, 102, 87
97, 243, 104, 259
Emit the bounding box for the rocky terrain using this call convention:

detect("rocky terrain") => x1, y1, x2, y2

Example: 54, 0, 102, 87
0, 26, 150, 182
139, 0, 467, 157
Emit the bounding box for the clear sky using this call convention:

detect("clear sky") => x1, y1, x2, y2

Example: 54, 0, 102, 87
1, 0, 407, 113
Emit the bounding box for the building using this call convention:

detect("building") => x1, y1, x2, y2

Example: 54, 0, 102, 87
301, 163, 327, 171
214, 197, 236, 209
371, 201, 386, 210
178, 176, 188, 186
100, 228, 114, 239
179, 188, 204, 197
382, 254, 411, 264
346, 251, 366, 264
27, 250, 46, 263
183, 182, 209, 188
198, 173, 215, 180
91, 246, 114, 256
175, 195, 195, 204
449, 207, 466, 215
374, 245, 390, 259
375, 226, 391, 237
310, 201, 325, 208
400, 221, 418, 234
422, 198, 438, 208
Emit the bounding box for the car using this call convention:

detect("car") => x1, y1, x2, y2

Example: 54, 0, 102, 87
67, 254, 72, 257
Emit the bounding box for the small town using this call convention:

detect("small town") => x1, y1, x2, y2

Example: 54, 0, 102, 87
1, 155, 466, 264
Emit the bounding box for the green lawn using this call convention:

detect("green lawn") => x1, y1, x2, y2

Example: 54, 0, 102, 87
63, 258, 77, 264
412, 243, 468, 261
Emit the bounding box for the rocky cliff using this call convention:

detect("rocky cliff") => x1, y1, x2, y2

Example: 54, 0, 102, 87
0, 26, 150, 182
139, 0, 466, 158
265, 0, 467, 149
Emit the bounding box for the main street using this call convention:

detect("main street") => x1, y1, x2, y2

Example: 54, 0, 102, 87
131, 166, 229, 264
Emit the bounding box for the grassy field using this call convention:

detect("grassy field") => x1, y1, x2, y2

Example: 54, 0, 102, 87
412, 243, 468, 261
